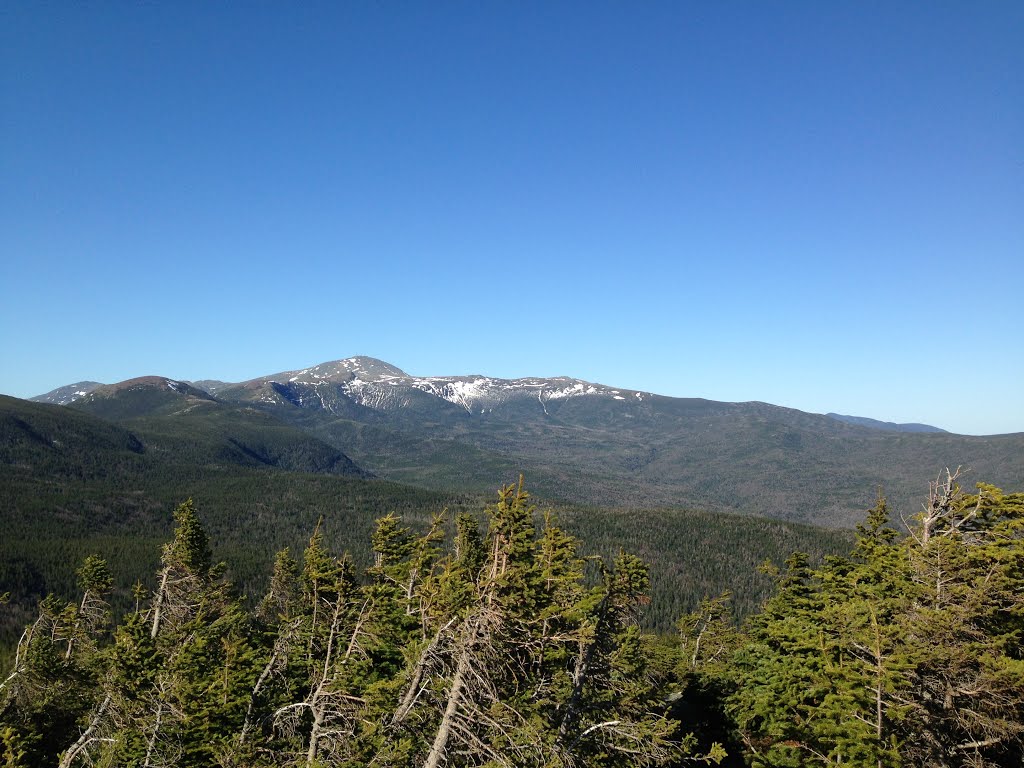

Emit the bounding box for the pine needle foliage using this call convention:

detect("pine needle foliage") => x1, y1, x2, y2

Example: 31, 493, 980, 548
2, 474, 1021, 767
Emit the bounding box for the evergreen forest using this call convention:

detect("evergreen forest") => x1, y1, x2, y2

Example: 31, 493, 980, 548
2, 471, 1023, 767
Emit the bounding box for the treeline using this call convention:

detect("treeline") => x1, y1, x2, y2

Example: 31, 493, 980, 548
2, 473, 1022, 766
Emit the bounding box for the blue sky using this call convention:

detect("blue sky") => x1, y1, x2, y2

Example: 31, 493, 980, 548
1, 2, 1021, 435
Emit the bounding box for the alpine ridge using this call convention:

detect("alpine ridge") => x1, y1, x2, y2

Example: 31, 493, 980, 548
208, 356, 650, 417
28, 356, 1024, 526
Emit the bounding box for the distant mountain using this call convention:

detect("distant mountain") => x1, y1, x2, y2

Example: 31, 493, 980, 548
190, 379, 230, 396
826, 413, 947, 433
29, 356, 1024, 526
64, 377, 367, 478
213, 356, 651, 422
71, 376, 218, 420
31, 380, 102, 405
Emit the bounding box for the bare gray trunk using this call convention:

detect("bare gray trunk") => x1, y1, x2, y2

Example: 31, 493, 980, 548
151, 568, 169, 639
58, 695, 111, 768
142, 699, 164, 768
394, 619, 454, 725
422, 647, 471, 768
306, 706, 324, 768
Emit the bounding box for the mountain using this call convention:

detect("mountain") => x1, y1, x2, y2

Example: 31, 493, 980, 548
189, 379, 230, 396
70, 376, 218, 419
826, 413, 948, 433
30, 356, 1024, 527
30, 380, 102, 405
211, 357, 1023, 525
215, 356, 651, 418
65, 377, 367, 477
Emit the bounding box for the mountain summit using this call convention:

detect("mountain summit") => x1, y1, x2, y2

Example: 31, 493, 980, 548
209, 356, 649, 418
261, 357, 412, 385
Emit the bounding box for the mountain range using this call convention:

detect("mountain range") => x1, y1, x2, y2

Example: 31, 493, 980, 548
5, 355, 1021, 658
29, 356, 1024, 527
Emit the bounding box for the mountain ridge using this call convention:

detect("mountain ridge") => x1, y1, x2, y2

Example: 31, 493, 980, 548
26, 356, 1023, 528
14, 380, 368, 479
826, 412, 948, 433
33, 357, 957, 434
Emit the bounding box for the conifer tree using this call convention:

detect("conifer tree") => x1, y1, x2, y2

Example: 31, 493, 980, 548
257, 547, 301, 625
897, 473, 1024, 766
722, 477, 1024, 767
86, 500, 261, 767
674, 593, 742, 765
0, 555, 114, 768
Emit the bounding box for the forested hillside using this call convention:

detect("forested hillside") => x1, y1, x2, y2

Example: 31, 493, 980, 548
2, 473, 1021, 767
1, 464, 849, 669
1, 394, 853, 666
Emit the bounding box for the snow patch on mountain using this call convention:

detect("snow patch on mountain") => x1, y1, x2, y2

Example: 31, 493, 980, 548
291, 359, 652, 415
30, 381, 104, 406
208, 357, 652, 416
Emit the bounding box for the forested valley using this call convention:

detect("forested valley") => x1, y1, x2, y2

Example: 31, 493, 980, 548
2, 471, 1022, 768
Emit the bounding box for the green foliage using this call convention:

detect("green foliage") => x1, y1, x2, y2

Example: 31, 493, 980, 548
257, 547, 301, 623
710, 478, 1024, 767
0, 581, 107, 768
3, 470, 1022, 767
167, 498, 212, 576
1, 725, 33, 768
75, 555, 112, 597
2, 391, 866, 668
4, 485, 721, 767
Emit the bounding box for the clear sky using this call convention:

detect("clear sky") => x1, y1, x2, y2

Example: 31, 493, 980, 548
1, 2, 1021, 435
